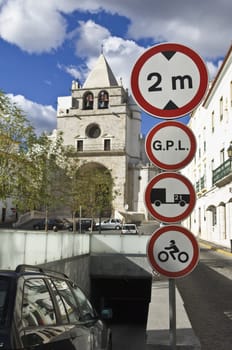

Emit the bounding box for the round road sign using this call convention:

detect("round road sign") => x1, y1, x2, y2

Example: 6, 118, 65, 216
145, 121, 196, 170
131, 42, 208, 118
147, 225, 199, 278
144, 172, 196, 223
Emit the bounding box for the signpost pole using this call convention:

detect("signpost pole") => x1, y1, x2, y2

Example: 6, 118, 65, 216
169, 278, 177, 349
132, 42, 206, 350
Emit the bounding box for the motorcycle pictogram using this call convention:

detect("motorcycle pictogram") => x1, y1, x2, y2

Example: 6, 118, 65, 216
158, 240, 189, 263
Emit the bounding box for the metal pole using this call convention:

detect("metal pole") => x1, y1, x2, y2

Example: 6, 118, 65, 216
79, 205, 82, 233
169, 278, 177, 349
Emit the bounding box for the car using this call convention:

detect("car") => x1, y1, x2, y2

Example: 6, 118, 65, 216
94, 218, 122, 231
67, 218, 95, 232
33, 218, 66, 231
0, 264, 112, 350
121, 224, 138, 235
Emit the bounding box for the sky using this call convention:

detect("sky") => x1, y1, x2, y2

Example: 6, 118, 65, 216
0, 0, 231, 136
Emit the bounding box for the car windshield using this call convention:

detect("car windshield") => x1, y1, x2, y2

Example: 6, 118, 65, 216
0, 277, 10, 326
123, 225, 135, 230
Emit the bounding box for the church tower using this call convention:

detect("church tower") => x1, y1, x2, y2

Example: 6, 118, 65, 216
57, 54, 147, 216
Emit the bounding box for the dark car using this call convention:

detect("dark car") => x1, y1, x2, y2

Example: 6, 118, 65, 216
67, 218, 95, 232
0, 264, 112, 350
33, 219, 66, 231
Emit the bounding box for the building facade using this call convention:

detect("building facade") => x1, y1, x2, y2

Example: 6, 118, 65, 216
182, 44, 232, 248
57, 54, 159, 220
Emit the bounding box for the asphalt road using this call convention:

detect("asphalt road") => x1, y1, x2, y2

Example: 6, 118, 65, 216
176, 246, 232, 350
111, 323, 147, 350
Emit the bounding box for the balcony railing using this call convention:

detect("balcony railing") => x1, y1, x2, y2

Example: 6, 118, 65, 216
212, 158, 232, 186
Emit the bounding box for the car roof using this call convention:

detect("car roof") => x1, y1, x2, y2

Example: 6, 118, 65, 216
0, 264, 69, 280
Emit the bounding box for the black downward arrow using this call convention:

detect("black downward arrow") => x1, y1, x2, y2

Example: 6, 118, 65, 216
162, 51, 176, 60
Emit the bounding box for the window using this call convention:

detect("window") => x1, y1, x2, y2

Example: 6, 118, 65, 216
212, 206, 217, 226
98, 90, 109, 109
83, 92, 94, 110
230, 81, 232, 106
86, 124, 101, 138
72, 286, 96, 322
220, 148, 225, 164
0, 277, 10, 326
220, 96, 223, 120
48, 280, 69, 324
203, 127, 206, 152
77, 140, 83, 151
203, 141, 206, 153
211, 111, 215, 133
52, 280, 80, 323
22, 279, 56, 327
104, 139, 111, 151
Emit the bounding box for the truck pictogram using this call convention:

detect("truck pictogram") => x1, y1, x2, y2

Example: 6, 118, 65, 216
150, 188, 190, 207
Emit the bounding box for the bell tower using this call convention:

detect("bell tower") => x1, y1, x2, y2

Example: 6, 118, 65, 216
57, 54, 144, 214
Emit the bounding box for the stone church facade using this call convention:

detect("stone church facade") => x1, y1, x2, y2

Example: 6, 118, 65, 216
57, 54, 159, 220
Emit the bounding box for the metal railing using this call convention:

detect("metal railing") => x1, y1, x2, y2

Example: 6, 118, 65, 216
212, 158, 232, 185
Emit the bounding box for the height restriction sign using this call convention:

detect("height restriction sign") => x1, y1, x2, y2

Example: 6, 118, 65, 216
131, 42, 208, 118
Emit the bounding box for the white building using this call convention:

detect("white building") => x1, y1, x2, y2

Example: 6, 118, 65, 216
182, 44, 232, 248
57, 53, 159, 220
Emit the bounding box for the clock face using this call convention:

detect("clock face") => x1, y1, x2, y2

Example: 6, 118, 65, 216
86, 124, 101, 138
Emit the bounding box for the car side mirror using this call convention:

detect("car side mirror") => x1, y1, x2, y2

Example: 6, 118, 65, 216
101, 308, 113, 320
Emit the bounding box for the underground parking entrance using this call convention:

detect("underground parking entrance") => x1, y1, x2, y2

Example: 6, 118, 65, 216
90, 277, 152, 324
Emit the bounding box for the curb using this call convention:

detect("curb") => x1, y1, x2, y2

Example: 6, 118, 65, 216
198, 240, 232, 257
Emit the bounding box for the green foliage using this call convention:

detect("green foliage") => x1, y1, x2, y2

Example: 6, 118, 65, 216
0, 91, 119, 222
0, 91, 37, 206
0, 91, 67, 213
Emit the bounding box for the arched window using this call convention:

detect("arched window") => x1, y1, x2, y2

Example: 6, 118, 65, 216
98, 90, 109, 109
83, 92, 94, 110
207, 205, 217, 226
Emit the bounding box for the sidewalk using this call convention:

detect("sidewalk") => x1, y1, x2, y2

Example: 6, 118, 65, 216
145, 239, 232, 349
146, 278, 201, 349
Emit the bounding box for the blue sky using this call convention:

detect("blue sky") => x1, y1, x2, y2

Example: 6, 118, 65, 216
0, 0, 231, 136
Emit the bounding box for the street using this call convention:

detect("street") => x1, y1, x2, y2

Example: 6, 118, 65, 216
177, 246, 232, 350
111, 323, 147, 350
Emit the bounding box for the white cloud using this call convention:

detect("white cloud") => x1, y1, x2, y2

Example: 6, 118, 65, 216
57, 63, 82, 80
89, 0, 232, 58
75, 20, 111, 58
74, 20, 144, 89
0, 0, 231, 58
206, 60, 223, 81
7, 94, 57, 135
0, 0, 66, 53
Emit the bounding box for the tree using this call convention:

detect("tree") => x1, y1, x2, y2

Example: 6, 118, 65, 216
25, 132, 70, 229
63, 160, 119, 233
0, 91, 38, 207
0, 91, 68, 226
0, 91, 120, 228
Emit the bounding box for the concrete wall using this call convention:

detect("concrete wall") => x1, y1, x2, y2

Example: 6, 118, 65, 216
40, 254, 91, 296
90, 255, 151, 278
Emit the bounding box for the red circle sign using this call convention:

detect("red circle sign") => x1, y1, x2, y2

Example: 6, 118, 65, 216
145, 172, 196, 223
147, 225, 199, 278
131, 42, 208, 118
145, 121, 196, 170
